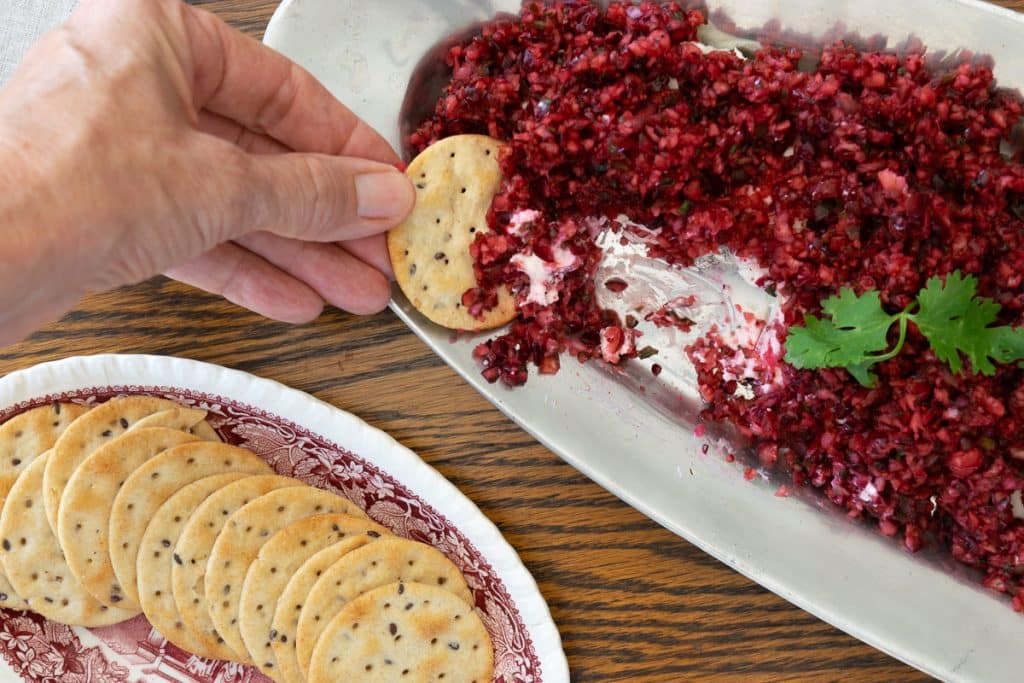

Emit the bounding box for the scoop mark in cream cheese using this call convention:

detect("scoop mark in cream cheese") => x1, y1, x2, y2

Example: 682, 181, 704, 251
511, 244, 579, 306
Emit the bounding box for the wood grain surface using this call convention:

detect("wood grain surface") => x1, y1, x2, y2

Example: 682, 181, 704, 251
5, 1, 1024, 680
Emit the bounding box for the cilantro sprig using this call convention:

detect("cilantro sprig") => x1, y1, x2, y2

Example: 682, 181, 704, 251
784, 271, 1024, 386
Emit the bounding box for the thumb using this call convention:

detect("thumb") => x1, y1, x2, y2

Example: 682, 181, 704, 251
239, 151, 416, 243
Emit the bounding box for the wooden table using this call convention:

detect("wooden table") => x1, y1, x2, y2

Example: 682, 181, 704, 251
5, 1, 1024, 680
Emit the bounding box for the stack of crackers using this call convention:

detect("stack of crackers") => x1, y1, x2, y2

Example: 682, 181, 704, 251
0, 398, 493, 682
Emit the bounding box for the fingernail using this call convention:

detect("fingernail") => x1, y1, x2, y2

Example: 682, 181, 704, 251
356, 170, 413, 220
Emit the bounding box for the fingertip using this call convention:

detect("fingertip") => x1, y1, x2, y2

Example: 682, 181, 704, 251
355, 169, 416, 224
271, 300, 325, 325
398, 172, 416, 223
340, 268, 391, 316
338, 235, 395, 281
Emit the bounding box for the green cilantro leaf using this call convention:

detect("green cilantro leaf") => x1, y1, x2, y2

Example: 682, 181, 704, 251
784, 316, 843, 369
784, 289, 899, 385
846, 362, 876, 388
910, 271, 999, 374
988, 326, 1024, 368
784, 270, 1024, 384
819, 289, 899, 366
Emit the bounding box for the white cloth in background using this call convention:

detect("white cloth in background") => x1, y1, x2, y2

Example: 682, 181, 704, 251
0, 0, 77, 84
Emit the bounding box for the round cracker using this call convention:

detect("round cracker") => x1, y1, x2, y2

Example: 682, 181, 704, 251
173, 474, 306, 662
388, 134, 516, 331
0, 402, 89, 610
205, 486, 374, 666
0, 452, 137, 626
129, 406, 208, 434
136, 472, 249, 658
238, 514, 389, 679
58, 427, 200, 609
108, 442, 272, 608
295, 537, 473, 677
270, 537, 380, 683
308, 582, 492, 683
44, 395, 183, 532
190, 420, 221, 442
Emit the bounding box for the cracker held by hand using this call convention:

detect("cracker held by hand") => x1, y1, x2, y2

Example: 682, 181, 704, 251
388, 134, 516, 331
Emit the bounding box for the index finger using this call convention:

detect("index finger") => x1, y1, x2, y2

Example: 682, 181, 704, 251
181, 4, 398, 164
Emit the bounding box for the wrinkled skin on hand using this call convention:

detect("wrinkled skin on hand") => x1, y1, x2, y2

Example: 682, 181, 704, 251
0, 0, 415, 344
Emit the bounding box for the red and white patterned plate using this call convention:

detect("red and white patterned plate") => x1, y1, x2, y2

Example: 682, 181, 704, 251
0, 354, 568, 683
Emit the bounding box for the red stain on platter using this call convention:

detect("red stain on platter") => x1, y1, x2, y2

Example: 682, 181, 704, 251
0, 387, 541, 683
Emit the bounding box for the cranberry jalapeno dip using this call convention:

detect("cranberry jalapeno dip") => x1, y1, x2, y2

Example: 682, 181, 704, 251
410, 1, 1024, 609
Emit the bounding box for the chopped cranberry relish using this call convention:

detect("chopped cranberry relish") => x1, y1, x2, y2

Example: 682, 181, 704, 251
411, 0, 1024, 608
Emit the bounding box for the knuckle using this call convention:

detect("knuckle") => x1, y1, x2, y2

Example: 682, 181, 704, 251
215, 248, 251, 304
295, 154, 340, 236
221, 146, 263, 228
47, 26, 98, 73
253, 64, 303, 134
187, 139, 260, 241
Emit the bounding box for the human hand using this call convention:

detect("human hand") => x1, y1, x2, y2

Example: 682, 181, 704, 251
0, 0, 414, 345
